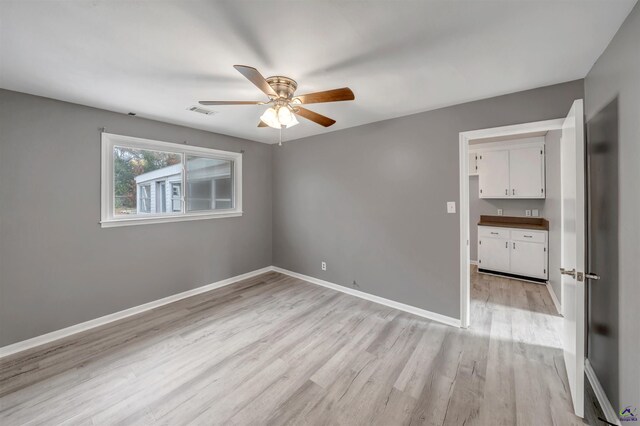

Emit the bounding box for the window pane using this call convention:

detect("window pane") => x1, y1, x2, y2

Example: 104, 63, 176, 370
186, 156, 234, 212
113, 146, 182, 216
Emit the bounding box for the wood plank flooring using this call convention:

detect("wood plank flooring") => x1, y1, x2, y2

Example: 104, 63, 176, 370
0, 268, 584, 425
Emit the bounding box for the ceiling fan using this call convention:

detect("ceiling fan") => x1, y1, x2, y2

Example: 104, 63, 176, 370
199, 65, 355, 129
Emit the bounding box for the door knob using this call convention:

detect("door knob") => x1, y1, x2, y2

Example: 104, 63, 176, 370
584, 273, 601, 280
560, 267, 576, 278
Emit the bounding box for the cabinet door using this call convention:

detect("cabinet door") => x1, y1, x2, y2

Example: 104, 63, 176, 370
509, 146, 545, 198
469, 152, 478, 176
477, 150, 509, 198
510, 240, 547, 278
478, 237, 510, 272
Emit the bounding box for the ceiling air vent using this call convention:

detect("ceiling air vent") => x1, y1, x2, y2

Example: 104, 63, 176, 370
187, 106, 216, 116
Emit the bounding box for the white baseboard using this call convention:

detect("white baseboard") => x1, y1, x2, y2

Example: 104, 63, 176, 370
272, 267, 461, 328
0, 266, 273, 359
546, 282, 562, 316
585, 359, 620, 425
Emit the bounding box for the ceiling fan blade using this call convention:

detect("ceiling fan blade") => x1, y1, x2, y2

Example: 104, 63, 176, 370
199, 100, 263, 105
234, 65, 278, 98
294, 106, 336, 127
294, 87, 354, 104
258, 120, 268, 127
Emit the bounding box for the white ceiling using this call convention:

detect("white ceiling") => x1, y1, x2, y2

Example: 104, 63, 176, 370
0, 1, 636, 144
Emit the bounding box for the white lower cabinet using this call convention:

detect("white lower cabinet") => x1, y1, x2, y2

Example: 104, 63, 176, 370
478, 225, 548, 280
478, 237, 510, 272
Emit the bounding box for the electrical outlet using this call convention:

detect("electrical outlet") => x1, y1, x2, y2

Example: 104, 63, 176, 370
447, 201, 456, 214
497, 209, 503, 216
532, 209, 539, 217
525, 210, 532, 217
321, 261, 327, 271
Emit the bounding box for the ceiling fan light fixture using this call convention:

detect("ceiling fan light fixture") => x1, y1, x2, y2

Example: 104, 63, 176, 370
200, 65, 353, 130
285, 113, 299, 128
260, 107, 280, 129
277, 105, 296, 127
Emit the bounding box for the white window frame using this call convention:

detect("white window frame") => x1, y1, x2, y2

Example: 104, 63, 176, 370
101, 132, 242, 228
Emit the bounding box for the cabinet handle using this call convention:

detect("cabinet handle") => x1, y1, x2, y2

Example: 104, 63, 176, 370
524, 235, 532, 238
512, 189, 515, 195
505, 189, 508, 195
491, 232, 499, 235
505, 242, 508, 248
513, 242, 516, 249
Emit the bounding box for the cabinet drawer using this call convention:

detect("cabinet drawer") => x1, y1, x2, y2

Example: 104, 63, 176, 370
511, 229, 546, 243
478, 226, 509, 239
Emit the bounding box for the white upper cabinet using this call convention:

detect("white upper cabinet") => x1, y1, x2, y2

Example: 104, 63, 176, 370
475, 139, 545, 199
509, 146, 545, 198
477, 149, 510, 198
468, 152, 479, 176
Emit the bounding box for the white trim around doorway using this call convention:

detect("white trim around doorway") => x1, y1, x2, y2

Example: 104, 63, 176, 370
458, 118, 564, 328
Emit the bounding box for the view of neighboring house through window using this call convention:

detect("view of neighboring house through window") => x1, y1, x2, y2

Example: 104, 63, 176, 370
102, 133, 242, 227
186, 156, 234, 212
113, 146, 182, 215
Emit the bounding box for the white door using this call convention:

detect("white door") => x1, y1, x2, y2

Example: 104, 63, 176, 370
561, 99, 586, 418
510, 146, 545, 198
478, 150, 509, 198
478, 238, 510, 272
510, 241, 546, 279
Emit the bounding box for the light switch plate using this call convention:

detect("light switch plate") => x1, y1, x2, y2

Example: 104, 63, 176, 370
447, 202, 456, 214
525, 210, 532, 217
497, 209, 503, 216
532, 209, 539, 217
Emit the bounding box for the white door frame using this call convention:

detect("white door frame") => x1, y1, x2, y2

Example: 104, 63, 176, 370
458, 118, 564, 328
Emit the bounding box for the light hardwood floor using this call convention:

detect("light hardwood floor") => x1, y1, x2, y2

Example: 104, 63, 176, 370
0, 268, 583, 425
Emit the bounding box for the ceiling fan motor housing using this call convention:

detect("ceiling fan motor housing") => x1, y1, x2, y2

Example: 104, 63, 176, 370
266, 76, 297, 100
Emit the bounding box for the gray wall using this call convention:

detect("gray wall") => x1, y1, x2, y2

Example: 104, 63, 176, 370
584, 2, 639, 412
272, 80, 584, 319
0, 89, 273, 346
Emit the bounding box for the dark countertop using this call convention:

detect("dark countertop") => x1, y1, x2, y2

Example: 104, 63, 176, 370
478, 215, 549, 231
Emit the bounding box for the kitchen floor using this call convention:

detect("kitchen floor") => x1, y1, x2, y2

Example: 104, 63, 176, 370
0, 269, 583, 425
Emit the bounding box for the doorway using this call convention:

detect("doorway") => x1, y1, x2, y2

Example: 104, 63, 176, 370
458, 101, 588, 419
458, 118, 564, 327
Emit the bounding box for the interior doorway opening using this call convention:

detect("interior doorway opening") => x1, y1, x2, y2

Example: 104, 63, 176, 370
458, 118, 565, 327
458, 101, 588, 419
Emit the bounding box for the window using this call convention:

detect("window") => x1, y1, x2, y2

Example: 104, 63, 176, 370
171, 183, 182, 212
139, 184, 151, 213
101, 133, 242, 227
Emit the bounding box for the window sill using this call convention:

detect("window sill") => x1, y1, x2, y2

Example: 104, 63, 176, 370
100, 211, 243, 228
